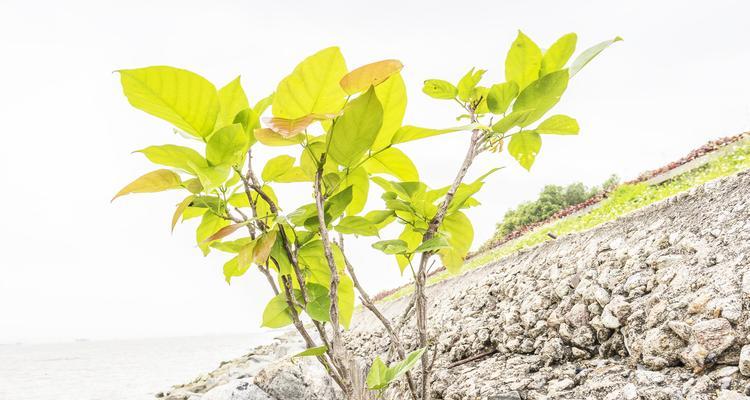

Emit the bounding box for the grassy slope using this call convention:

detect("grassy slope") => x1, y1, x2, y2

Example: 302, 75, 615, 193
381, 140, 750, 302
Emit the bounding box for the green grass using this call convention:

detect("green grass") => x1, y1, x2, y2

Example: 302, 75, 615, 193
380, 140, 750, 302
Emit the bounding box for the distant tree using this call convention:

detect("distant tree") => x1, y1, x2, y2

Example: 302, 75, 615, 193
495, 174, 620, 237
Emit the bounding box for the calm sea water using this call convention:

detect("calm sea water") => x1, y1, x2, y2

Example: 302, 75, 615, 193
0, 332, 278, 400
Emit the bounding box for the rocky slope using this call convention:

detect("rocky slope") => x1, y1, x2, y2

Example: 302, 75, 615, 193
160, 169, 750, 400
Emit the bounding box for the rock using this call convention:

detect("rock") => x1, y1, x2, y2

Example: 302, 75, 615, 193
592, 286, 611, 307
692, 318, 736, 356
667, 320, 693, 342
688, 293, 712, 314
549, 378, 576, 393
200, 379, 273, 400
641, 328, 684, 370
742, 271, 750, 297
566, 303, 590, 328
491, 391, 522, 400
541, 338, 566, 366
253, 357, 338, 400
622, 383, 638, 400
717, 390, 750, 400
740, 345, 750, 377
601, 296, 631, 329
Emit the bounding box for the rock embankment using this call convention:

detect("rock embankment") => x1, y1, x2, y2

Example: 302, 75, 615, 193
161, 170, 750, 400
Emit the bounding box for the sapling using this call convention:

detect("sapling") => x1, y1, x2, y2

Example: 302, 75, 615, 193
113, 31, 619, 399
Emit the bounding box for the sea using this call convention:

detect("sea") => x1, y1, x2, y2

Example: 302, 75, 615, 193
0, 332, 279, 400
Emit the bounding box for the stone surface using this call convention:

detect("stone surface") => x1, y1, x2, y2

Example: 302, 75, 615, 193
162, 171, 750, 400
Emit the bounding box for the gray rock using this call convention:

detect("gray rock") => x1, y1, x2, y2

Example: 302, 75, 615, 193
200, 379, 273, 400
601, 296, 631, 329
692, 318, 736, 356
740, 345, 750, 377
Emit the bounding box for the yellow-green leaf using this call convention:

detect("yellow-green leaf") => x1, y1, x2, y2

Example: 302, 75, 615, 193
342, 166, 369, 215
491, 109, 535, 134
262, 155, 295, 182
206, 124, 249, 166
190, 163, 231, 191
196, 212, 230, 256
508, 131, 542, 171
363, 147, 418, 181
335, 216, 379, 236
118, 66, 219, 138
254, 128, 304, 147
422, 79, 458, 100
457, 68, 486, 102
512, 69, 569, 127
570, 36, 623, 77
217, 76, 250, 127
541, 33, 577, 76
261, 293, 297, 328
136, 145, 208, 175
112, 169, 182, 201
339, 59, 403, 95
372, 73, 407, 151
391, 124, 474, 144
505, 31, 542, 91
535, 115, 579, 135
328, 87, 383, 167
438, 211, 473, 273
486, 82, 519, 115
272, 47, 348, 119
171, 195, 196, 232
253, 230, 277, 264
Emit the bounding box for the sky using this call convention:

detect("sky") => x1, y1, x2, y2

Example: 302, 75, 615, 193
1, 0, 749, 343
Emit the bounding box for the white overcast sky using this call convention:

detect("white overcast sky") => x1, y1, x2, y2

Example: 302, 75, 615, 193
1, 0, 749, 343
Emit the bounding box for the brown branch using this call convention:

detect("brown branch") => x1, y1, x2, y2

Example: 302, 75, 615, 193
446, 349, 497, 369
414, 108, 484, 400
338, 236, 418, 400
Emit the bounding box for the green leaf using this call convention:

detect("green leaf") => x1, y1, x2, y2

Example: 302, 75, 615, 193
446, 168, 501, 213
326, 186, 353, 222
206, 124, 248, 166
505, 31, 542, 91
365, 210, 396, 229
305, 283, 331, 322
535, 115, 579, 135
292, 345, 328, 359
253, 93, 274, 116
386, 348, 426, 384
541, 33, 577, 76
262, 155, 295, 182
372, 239, 409, 255
261, 293, 297, 328
336, 216, 379, 236
457, 68, 486, 101
210, 237, 254, 253
366, 357, 389, 390
390, 124, 475, 144
486, 82, 519, 115
422, 79, 457, 100
570, 36, 623, 77
275, 167, 311, 183
414, 236, 450, 253
118, 66, 219, 138
512, 69, 569, 127
217, 76, 250, 127
438, 211, 473, 273
363, 147, 419, 181
491, 109, 535, 134
508, 131, 542, 171
196, 212, 230, 256
272, 47, 348, 119
328, 86, 383, 167
136, 145, 208, 175
339, 59, 403, 95
372, 73, 407, 151
112, 169, 182, 201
